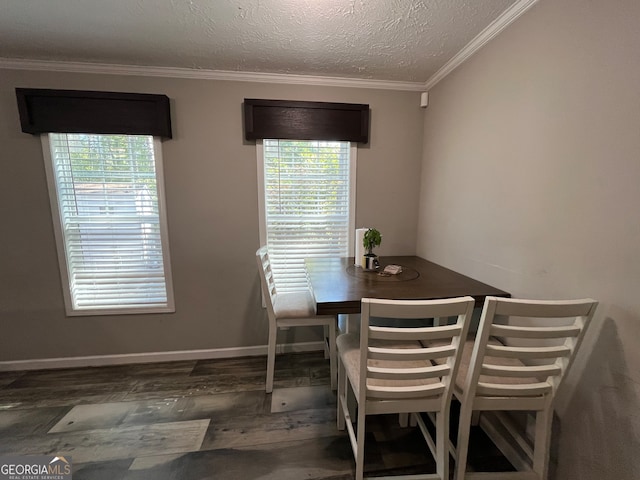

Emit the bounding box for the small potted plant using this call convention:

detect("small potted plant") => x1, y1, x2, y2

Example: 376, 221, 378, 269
362, 228, 382, 270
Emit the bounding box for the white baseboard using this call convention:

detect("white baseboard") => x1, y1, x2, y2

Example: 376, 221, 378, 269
0, 341, 325, 372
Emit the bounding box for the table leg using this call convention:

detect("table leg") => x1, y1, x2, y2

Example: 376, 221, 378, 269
344, 313, 361, 334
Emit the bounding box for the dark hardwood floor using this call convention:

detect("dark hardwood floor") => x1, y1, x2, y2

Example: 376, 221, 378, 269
0, 352, 513, 479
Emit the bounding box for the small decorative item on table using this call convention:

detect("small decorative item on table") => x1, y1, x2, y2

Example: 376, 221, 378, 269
378, 264, 403, 276
362, 228, 382, 270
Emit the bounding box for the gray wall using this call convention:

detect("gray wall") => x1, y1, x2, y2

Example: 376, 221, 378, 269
0, 70, 424, 361
417, 0, 640, 478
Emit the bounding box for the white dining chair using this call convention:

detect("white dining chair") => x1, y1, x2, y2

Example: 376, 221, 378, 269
256, 246, 337, 393
452, 296, 598, 480
337, 296, 475, 480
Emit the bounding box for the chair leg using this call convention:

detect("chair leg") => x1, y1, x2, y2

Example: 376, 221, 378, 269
398, 412, 409, 427
337, 356, 346, 431
323, 325, 330, 359
265, 325, 277, 393
436, 406, 450, 480
471, 410, 481, 425
454, 401, 475, 480
355, 402, 366, 480
329, 319, 337, 390
532, 408, 553, 480
409, 413, 418, 427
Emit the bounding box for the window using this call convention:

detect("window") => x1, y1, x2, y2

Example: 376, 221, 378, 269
42, 133, 174, 315
258, 139, 356, 292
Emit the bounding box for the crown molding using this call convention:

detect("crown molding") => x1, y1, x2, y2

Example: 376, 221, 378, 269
0, 57, 425, 92
424, 0, 539, 90
0, 0, 537, 94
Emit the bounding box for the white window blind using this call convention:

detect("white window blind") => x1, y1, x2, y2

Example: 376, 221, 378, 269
260, 139, 355, 292
42, 133, 174, 315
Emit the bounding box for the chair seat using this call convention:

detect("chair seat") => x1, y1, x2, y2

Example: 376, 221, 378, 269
273, 290, 317, 318
337, 332, 439, 398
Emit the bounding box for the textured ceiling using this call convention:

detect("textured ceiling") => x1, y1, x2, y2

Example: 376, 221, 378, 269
0, 0, 518, 83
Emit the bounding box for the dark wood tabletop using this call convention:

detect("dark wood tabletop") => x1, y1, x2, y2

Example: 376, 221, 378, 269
305, 256, 510, 315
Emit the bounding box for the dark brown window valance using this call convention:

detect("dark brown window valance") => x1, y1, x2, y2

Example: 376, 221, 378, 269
243, 99, 369, 144
15, 88, 172, 138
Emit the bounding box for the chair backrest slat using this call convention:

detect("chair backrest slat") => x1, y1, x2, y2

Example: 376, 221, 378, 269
492, 297, 596, 318
368, 363, 451, 381
476, 381, 553, 397
369, 324, 462, 341
366, 296, 477, 319
367, 383, 447, 399
368, 345, 456, 362
491, 324, 581, 339
481, 363, 562, 378
485, 344, 572, 359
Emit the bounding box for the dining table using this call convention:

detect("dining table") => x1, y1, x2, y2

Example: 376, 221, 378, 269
305, 255, 510, 316
307, 255, 511, 420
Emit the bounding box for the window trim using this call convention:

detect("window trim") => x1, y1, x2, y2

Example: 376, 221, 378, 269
256, 139, 357, 281
41, 134, 175, 316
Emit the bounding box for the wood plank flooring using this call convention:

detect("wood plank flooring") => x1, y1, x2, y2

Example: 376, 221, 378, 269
0, 352, 513, 479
